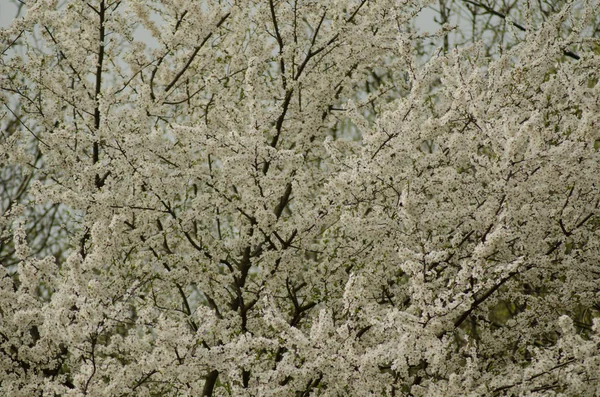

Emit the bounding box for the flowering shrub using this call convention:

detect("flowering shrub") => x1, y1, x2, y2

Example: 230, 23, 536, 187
1, 0, 599, 395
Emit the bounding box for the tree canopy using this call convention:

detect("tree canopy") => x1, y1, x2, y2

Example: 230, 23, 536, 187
1, 0, 599, 395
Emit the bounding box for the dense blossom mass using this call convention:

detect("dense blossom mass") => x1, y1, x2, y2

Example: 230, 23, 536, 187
1, 0, 599, 395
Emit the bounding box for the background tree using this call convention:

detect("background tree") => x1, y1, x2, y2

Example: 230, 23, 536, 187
1, 0, 599, 395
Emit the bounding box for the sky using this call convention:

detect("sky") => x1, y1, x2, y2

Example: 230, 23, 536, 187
0, 1, 20, 29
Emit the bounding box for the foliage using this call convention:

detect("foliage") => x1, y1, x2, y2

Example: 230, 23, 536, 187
1, 0, 599, 395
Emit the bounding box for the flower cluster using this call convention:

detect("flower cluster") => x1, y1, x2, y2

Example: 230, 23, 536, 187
1, 0, 599, 395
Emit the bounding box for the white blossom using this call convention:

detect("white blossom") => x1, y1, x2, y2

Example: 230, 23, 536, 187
1, 0, 599, 395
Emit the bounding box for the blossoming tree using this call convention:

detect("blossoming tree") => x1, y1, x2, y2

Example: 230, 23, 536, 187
1, 0, 599, 395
